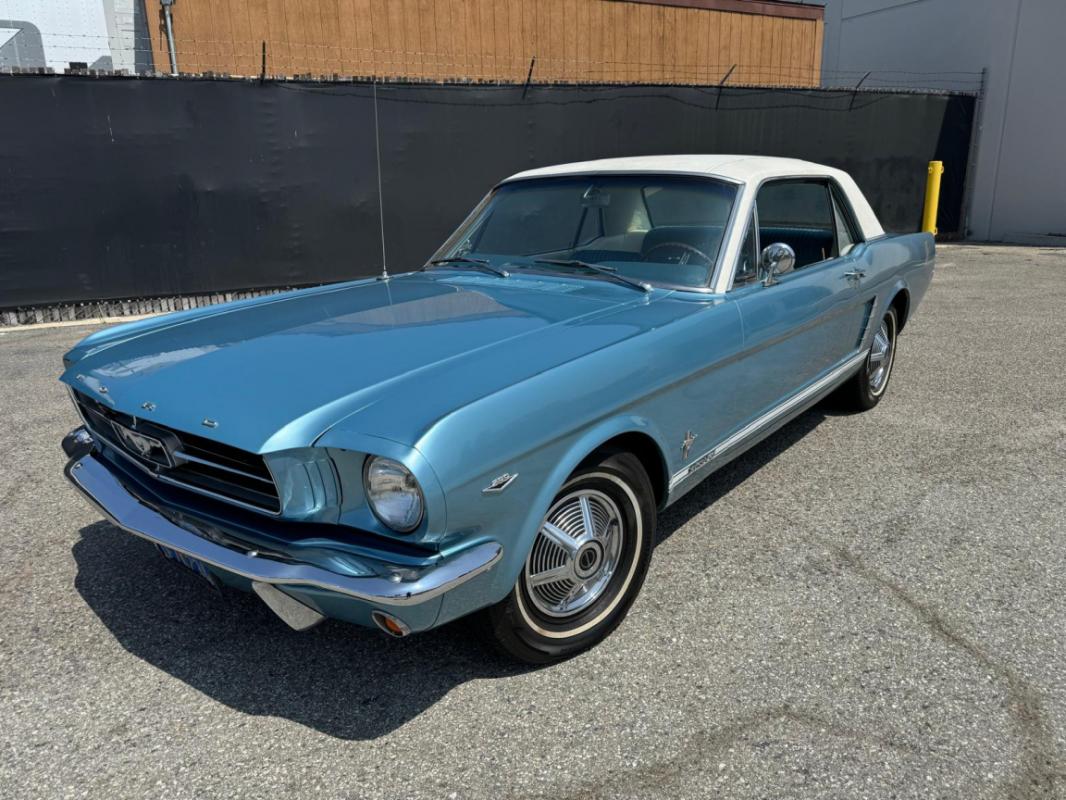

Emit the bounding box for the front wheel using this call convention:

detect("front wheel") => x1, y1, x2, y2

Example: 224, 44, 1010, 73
834, 306, 898, 412
483, 452, 655, 664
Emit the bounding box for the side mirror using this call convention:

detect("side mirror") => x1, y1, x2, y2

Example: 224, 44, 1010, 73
761, 242, 796, 286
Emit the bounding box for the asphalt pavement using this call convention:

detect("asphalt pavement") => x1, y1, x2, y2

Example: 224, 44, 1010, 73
1, 244, 1064, 799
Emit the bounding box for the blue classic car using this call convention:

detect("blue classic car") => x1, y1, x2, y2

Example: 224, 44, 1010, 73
61, 156, 934, 662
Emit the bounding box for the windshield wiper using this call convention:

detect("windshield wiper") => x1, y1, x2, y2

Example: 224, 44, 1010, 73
421, 257, 510, 278
532, 259, 651, 293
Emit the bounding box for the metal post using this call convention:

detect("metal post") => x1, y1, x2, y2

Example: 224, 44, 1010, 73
160, 0, 178, 76
922, 161, 945, 235
522, 56, 536, 99
848, 71, 871, 111
714, 64, 736, 111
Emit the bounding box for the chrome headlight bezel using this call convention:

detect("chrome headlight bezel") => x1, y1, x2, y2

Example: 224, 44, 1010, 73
362, 455, 425, 533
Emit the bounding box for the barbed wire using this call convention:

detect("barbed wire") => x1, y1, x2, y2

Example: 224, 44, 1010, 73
263, 80, 965, 118
15, 30, 987, 76
2, 30, 984, 91
15, 28, 982, 75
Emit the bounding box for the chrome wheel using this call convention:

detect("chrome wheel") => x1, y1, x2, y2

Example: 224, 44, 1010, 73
867, 316, 895, 396
524, 489, 625, 618
487, 452, 655, 663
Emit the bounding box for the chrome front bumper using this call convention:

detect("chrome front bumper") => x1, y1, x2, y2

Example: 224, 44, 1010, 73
63, 428, 502, 625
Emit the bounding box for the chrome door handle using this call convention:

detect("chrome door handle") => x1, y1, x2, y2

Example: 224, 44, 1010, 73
844, 269, 866, 284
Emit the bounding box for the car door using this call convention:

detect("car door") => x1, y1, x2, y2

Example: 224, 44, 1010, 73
728, 178, 872, 424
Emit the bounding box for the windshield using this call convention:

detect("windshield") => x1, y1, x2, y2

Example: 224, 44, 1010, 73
434, 175, 738, 289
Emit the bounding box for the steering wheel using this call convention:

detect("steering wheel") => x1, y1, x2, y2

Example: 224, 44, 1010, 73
643, 241, 713, 265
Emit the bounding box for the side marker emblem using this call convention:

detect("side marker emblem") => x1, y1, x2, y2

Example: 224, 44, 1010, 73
483, 473, 518, 494
682, 431, 698, 460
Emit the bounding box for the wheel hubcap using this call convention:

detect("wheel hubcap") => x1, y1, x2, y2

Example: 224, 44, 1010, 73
524, 489, 624, 618
868, 318, 894, 395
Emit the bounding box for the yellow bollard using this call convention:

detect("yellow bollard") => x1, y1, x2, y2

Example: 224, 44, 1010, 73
922, 160, 944, 235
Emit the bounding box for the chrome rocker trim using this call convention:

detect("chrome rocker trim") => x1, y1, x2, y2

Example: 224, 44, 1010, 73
669, 348, 870, 491
64, 442, 503, 609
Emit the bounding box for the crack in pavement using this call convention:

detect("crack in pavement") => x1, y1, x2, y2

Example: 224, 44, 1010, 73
738, 459, 1066, 796
535, 706, 926, 800
833, 546, 1066, 799
565, 488, 1065, 799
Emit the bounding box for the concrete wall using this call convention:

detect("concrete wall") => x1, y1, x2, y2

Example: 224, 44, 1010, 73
822, 0, 1066, 243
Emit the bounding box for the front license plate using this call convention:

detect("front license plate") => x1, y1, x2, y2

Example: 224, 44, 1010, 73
156, 544, 220, 590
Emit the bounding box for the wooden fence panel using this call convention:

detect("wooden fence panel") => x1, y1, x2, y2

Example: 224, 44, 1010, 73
144, 0, 822, 86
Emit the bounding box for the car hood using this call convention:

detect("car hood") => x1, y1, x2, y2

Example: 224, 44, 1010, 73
61, 273, 674, 453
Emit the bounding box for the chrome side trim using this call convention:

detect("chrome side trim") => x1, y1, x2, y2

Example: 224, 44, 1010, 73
65, 449, 503, 608
669, 349, 870, 491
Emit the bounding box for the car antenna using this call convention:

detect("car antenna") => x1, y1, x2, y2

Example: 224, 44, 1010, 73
372, 80, 389, 282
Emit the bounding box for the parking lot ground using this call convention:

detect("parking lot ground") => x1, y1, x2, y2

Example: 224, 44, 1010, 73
1, 243, 1065, 799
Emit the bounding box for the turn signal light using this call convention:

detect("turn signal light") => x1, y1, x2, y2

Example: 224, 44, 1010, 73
371, 610, 411, 638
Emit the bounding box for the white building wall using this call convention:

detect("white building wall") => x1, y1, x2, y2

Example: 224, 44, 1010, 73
0, 0, 147, 73
822, 0, 1066, 243
101, 0, 138, 73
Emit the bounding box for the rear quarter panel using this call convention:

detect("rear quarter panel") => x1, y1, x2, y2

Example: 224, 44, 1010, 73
856, 232, 935, 337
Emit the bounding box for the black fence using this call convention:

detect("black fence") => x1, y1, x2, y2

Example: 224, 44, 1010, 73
0, 76, 975, 309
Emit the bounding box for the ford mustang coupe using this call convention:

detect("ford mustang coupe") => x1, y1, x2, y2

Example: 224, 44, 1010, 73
61, 156, 934, 663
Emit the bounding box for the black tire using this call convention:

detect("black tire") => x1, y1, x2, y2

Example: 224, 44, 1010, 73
483, 452, 656, 664
833, 306, 898, 412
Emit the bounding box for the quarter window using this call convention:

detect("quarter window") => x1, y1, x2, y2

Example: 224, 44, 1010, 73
831, 187, 861, 256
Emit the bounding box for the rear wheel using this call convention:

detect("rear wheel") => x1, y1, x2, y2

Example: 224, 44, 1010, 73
834, 306, 898, 411
484, 452, 655, 664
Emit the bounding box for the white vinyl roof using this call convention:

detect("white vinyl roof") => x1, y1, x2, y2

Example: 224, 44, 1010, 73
503, 154, 885, 242
505, 154, 838, 184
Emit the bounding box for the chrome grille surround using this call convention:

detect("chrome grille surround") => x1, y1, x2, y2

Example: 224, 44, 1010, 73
70, 389, 282, 515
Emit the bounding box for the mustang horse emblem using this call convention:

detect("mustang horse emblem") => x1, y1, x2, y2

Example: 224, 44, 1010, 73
112, 423, 172, 467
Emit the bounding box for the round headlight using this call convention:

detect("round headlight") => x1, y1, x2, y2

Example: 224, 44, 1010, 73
363, 456, 424, 533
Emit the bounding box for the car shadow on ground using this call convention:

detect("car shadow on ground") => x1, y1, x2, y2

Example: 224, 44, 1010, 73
72, 407, 830, 740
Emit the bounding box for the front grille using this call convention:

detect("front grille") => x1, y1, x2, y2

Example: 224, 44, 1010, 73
73, 390, 281, 514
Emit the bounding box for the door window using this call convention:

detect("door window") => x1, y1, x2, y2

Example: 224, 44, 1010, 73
756, 180, 836, 269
